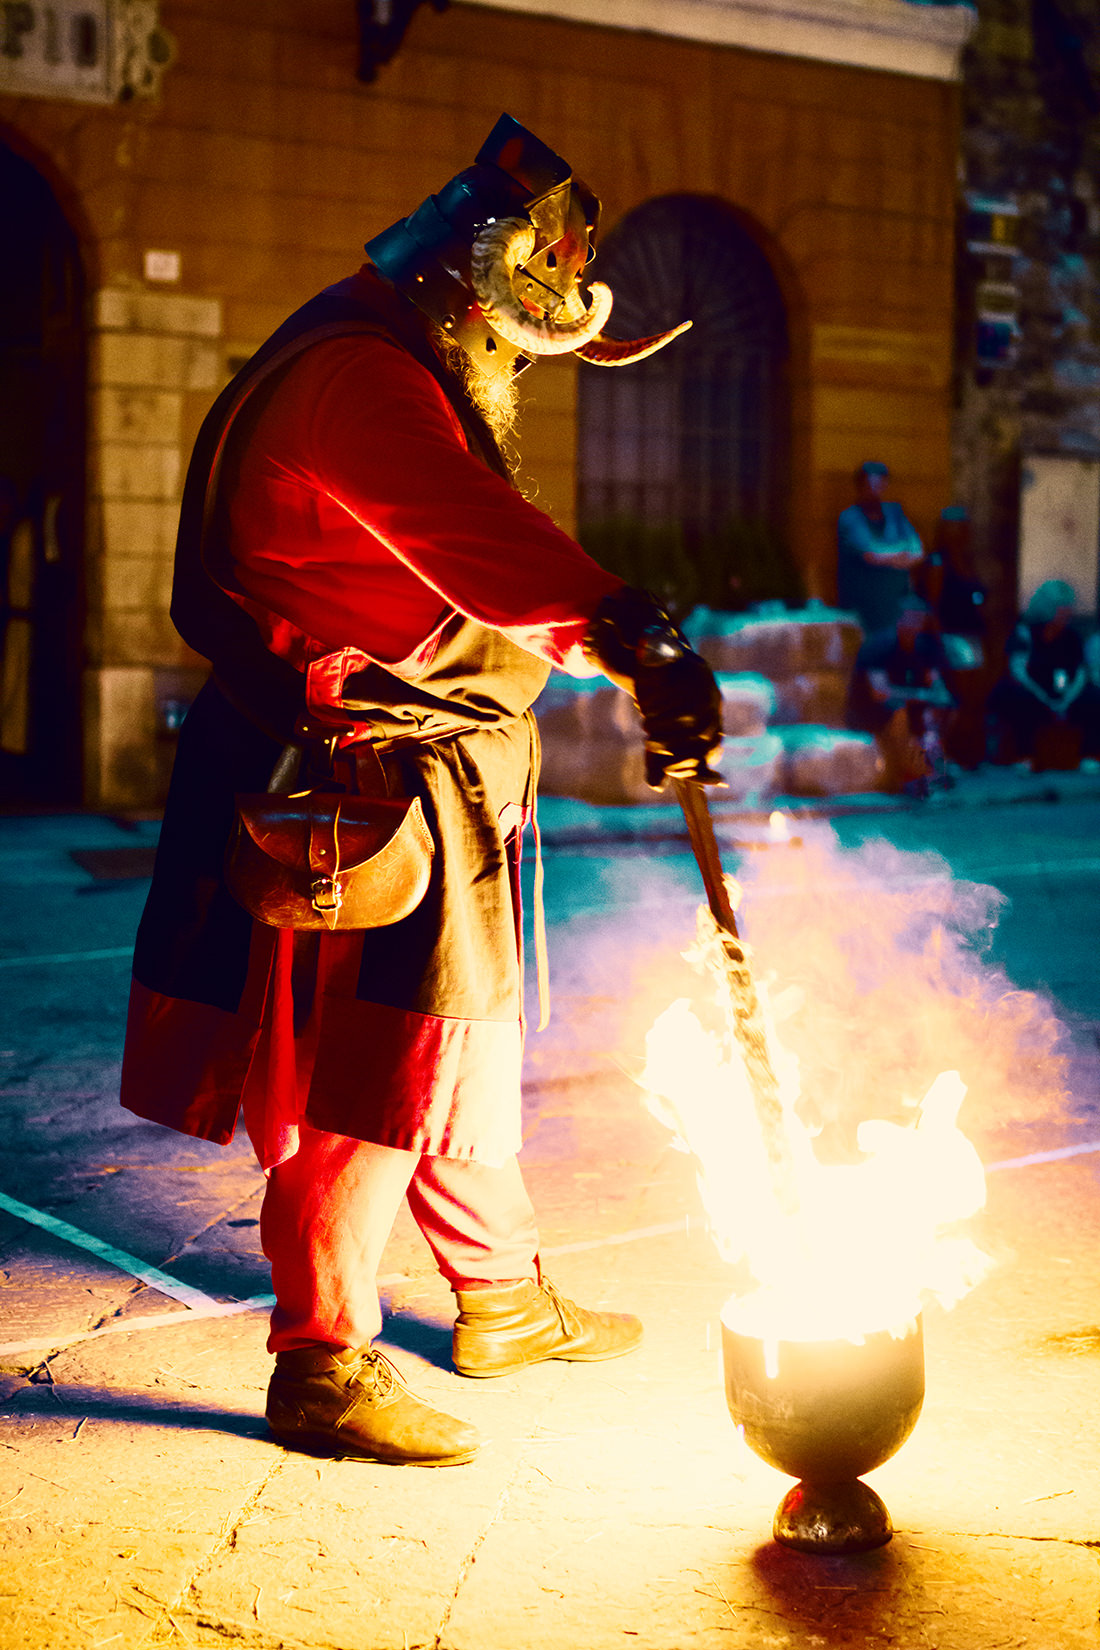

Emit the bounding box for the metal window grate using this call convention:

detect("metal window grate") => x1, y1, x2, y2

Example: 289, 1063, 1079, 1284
578, 196, 791, 606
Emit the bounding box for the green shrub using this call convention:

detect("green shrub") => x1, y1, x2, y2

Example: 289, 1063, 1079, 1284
579, 512, 803, 617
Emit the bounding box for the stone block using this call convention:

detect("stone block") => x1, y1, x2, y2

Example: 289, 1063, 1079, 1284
778, 726, 883, 796
82, 665, 157, 809
535, 678, 638, 744
535, 670, 784, 806
536, 670, 776, 747
102, 553, 175, 613
538, 732, 653, 806
94, 288, 223, 338
92, 332, 221, 393
688, 605, 863, 678
100, 608, 190, 667
770, 669, 851, 727
100, 499, 180, 559
94, 386, 183, 445
95, 441, 182, 502
717, 672, 774, 737
534, 680, 646, 804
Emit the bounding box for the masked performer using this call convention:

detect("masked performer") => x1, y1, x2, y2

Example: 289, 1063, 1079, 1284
120, 116, 722, 1466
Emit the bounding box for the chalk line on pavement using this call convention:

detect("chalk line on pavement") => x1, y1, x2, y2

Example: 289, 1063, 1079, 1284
0, 946, 133, 969
985, 1139, 1100, 1172
0, 1189, 219, 1311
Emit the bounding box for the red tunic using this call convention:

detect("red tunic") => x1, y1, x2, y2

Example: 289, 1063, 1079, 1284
224, 267, 618, 679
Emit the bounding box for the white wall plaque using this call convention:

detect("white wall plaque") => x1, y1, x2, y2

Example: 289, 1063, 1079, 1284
1019, 455, 1100, 616
143, 249, 181, 283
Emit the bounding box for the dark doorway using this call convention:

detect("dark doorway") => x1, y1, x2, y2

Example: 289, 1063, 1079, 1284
0, 141, 86, 805
577, 194, 794, 614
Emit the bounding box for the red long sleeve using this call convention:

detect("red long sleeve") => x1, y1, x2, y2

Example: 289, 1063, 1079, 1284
226, 329, 621, 673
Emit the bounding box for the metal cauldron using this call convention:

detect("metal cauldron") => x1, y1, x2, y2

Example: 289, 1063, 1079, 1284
723, 1313, 925, 1552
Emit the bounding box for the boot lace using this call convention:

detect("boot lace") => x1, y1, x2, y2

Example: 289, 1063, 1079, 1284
539, 1276, 585, 1337
345, 1346, 399, 1402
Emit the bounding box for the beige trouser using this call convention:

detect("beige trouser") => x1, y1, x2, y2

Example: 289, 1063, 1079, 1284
259, 1121, 540, 1354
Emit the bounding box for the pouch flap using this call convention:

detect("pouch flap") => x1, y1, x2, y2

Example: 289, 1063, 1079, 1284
234, 792, 424, 873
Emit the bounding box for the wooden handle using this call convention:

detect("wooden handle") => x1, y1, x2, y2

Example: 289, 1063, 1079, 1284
673, 779, 741, 947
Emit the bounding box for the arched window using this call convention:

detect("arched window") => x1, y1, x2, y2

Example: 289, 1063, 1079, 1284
577, 195, 794, 611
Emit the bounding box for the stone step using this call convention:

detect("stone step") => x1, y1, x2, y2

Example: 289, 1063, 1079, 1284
533, 605, 879, 806
686, 603, 861, 727
534, 673, 783, 805
684, 602, 863, 679
775, 725, 883, 797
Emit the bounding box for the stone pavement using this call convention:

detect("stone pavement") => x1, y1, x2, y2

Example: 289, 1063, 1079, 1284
1, 772, 1099, 1649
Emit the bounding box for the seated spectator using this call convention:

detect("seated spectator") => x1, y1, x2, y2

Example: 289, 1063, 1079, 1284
837, 461, 925, 635
1085, 626, 1100, 692
915, 505, 990, 767
987, 580, 1100, 770
846, 596, 955, 796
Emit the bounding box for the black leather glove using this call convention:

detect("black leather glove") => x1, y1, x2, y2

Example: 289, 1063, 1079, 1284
582, 586, 724, 789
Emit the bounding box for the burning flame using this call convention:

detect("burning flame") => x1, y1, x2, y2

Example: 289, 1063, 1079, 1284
638, 830, 1064, 1368
767, 810, 790, 843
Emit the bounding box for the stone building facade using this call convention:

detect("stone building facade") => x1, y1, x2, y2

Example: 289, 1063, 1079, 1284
1, 0, 972, 807
953, 0, 1100, 634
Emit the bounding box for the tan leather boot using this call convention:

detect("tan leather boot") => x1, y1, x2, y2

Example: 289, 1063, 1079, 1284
452, 1276, 643, 1377
266, 1343, 480, 1465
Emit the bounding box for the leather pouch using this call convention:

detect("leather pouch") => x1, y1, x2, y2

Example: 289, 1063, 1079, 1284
225, 790, 434, 931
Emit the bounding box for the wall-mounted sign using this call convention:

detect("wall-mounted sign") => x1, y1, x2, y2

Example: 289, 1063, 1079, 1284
963, 191, 1021, 370
964, 194, 1020, 258
0, 0, 173, 104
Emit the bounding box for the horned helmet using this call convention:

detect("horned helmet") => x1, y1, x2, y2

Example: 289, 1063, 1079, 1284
365, 113, 689, 381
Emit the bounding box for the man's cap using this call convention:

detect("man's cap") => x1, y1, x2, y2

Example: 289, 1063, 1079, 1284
858, 460, 890, 478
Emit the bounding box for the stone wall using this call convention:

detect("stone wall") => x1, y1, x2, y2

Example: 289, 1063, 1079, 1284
84, 287, 220, 806
953, 0, 1100, 636
2, 0, 961, 804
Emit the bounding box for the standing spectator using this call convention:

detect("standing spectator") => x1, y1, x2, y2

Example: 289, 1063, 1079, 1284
987, 580, 1100, 769
846, 595, 955, 795
837, 460, 925, 634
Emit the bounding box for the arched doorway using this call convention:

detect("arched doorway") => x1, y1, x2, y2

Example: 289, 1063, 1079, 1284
0, 141, 86, 805
577, 195, 794, 614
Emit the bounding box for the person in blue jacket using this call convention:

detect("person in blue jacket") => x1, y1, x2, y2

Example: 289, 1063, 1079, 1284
837, 461, 925, 634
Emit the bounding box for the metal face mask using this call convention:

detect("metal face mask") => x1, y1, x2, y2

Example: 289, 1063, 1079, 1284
365, 113, 690, 382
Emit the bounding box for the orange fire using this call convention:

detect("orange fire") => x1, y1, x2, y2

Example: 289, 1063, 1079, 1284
639, 828, 1063, 1368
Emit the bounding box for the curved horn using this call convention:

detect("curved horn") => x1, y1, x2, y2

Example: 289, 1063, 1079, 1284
470, 217, 613, 356
575, 319, 693, 366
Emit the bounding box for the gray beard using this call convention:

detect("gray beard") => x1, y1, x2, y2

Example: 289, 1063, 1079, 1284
429, 326, 521, 451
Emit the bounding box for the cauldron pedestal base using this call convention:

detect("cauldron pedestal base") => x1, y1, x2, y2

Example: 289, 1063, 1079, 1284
773, 1477, 892, 1553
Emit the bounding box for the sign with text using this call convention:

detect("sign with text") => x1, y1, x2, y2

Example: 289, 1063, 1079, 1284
0, 0, 172, 103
